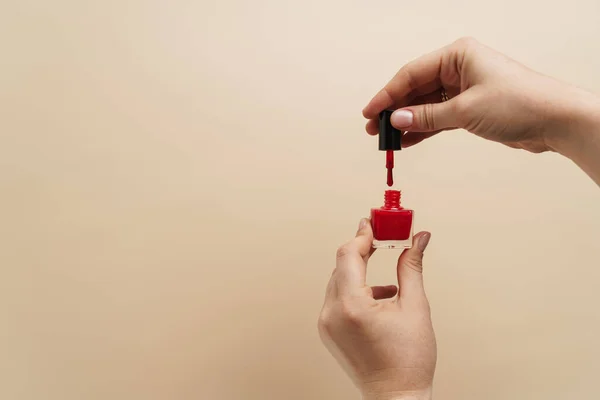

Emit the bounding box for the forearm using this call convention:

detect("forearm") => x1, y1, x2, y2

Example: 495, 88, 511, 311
548, 88, 600, 186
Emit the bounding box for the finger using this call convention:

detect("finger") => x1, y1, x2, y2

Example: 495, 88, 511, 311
390, 98, 460, 133
363, 38, 472, 120
366, 118, 379, 136
371, 285, 398, 300
365, 90, 456, 137
409, 90, 447, 106
401, 131, 444, 148
335, 218, 374, 294
354, 218, 375, 262
366, 246, 376, 262
369, 123, 456, 146
396, 231, 431, 307
363, 47, 451, 119
394, 90, 454, 142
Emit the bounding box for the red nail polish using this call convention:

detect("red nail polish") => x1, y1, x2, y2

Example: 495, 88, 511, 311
386, 150, 394, 187
371, 190, 414, 249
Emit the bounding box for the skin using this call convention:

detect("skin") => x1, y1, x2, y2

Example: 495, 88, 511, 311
318, 37, 600, 400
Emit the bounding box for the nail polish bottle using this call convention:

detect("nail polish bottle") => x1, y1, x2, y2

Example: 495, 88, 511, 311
371, 190, 414, 249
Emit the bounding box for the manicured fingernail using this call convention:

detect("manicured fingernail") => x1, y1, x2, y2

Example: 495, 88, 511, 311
418, 232, 431, 251
391, 109, 413, 128
358, 218, 368, 231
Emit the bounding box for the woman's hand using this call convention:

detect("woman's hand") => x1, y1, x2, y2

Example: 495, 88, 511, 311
318, 219, 435, 400
363, 37, 600, 155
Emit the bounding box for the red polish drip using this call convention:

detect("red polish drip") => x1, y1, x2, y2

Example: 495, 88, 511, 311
386, 150, 394, 187
371, 190, 413, 241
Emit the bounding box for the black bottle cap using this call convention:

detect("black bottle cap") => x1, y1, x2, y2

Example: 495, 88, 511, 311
378, 110, 402, 151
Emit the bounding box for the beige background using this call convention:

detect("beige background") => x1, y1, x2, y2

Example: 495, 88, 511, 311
2, 1, 600, 399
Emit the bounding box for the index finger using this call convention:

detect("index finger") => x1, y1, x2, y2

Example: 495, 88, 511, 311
334, 219, 374, 295
362, 44, 456, 119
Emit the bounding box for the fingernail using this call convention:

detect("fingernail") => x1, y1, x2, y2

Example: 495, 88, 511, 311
358, 218, 368, 231
391, 109, 413, 128
418, 232, 431, 251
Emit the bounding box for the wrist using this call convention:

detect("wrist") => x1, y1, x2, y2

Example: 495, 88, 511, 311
359, 368, 434, 400
362, 388, 432, 400
545, 86, 600, 185
363, 396, 430, 400
544, 86, 600, 157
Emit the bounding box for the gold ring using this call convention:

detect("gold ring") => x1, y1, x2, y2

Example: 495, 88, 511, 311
441, 88, 449, 102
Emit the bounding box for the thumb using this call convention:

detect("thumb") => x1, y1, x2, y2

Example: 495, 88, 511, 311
396, 232, 431, 306
391, 100, 459, 132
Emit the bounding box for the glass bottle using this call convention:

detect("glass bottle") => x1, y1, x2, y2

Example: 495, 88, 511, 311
371, 190, 414, 249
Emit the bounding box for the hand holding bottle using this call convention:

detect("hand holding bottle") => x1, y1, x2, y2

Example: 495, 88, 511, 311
318, 220, 435, 400
319, 39, 600, 400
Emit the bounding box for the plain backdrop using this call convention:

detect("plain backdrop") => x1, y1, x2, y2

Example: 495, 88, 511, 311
2, 1, 600, 399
